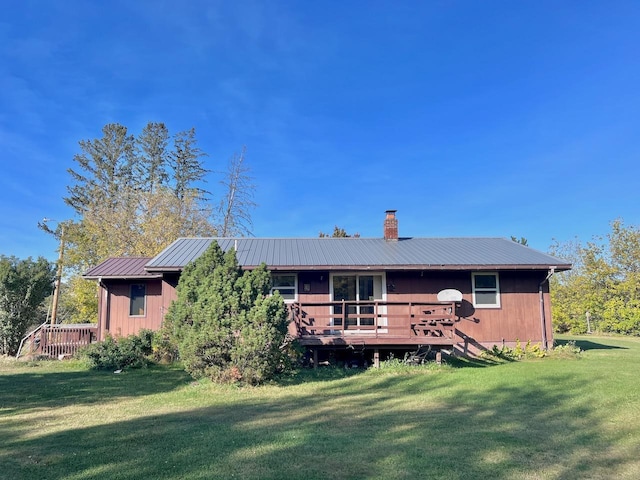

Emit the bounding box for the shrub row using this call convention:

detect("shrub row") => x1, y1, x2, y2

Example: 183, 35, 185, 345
77, 329, 154, 370
480, 339, 582, 361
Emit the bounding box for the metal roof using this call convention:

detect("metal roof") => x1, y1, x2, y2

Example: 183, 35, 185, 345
84, 257, 159, 279
144, 237, 571, 272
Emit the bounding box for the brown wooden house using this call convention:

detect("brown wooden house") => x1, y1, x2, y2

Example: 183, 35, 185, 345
84, 211, 571, 359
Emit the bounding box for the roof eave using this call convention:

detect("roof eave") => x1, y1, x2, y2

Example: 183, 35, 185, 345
142, 263, 572, 273
83, 274, 164, 280
262, 264, 572, 271
145, 266, 182, 273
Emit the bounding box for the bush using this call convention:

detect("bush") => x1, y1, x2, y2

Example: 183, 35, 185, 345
481, 340, 546, 361
548, 340, 582, 358
0, 255, 54, 355
151, 329, 178, 363
78, 330, 153, 370
376, 356, 445, 373
162, 242, 297, 385
137, 328, 154, 355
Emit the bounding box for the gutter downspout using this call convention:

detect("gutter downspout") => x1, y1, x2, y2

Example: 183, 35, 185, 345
539, 267, 556, 350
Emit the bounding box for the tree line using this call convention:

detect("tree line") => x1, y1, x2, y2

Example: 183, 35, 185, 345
63, 122, 254, 267
2, 121, 639, 357
51, 122, 256, 324
0, 256, 54, 355
551, 219, 640, 335
2, 122, 258, 356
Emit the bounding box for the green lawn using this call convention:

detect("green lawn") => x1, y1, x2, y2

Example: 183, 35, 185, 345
1, 336, 640, 480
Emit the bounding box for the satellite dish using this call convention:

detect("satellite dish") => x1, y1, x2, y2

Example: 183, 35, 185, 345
437, 289, 463, 302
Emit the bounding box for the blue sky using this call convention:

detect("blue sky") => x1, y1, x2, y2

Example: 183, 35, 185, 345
1, 1, 639, 262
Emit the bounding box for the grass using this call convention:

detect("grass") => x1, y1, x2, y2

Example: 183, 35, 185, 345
1, 335, 640, 479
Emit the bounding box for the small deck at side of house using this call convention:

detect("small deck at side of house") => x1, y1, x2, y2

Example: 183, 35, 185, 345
290, 300, 460, 348
17, 323, 98, 359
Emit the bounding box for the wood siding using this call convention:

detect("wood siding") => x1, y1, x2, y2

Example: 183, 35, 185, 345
97, 279, 167, 339
96, 269, 555, 353
385, 271, 553, 351
293, 270, 553, 351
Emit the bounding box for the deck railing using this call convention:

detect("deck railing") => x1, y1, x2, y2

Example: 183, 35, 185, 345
290, 300, 459, 344
17, 323, 98, 359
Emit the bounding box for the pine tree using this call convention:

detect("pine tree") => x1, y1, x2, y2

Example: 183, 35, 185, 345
136, 122, 170, 194
163, 242, 294, 384
65, 123, 136, 215
169, 128, 209, 202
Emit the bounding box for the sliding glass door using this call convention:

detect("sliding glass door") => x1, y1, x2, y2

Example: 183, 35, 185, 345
331, 274, 385, 329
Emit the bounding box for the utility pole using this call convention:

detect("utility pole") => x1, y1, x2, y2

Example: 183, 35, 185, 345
38, 219, 66, 326
50, 224, 65, 326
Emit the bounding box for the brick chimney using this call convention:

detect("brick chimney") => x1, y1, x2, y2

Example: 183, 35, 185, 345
384, 210, 398, 241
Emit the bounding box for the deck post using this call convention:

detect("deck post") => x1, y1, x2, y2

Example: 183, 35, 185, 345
373, 349, 380, 368
374, 302, 378, 338
313, 349, 318, 369
436, 350, 442, 365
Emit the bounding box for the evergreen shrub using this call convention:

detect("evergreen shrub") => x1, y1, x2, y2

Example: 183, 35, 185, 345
162, 242, 298, 385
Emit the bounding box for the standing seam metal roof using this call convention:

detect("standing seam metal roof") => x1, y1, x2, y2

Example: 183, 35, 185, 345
144, 237, 571, 271
84, 257, 157, 278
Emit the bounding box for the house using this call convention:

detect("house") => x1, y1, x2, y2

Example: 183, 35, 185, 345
83, 211, 571, 361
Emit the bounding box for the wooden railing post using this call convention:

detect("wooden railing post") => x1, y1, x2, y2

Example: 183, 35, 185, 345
408, 302, 413, 338
285, 300, 459, 347
374, 301, 378, 338
18, 324, 97, 359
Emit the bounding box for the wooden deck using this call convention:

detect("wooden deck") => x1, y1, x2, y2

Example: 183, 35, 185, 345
17, 323, 98, 358
290, 300, 460, 347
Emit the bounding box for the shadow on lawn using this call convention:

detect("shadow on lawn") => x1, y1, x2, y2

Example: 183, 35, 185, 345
445, 356, 502, 368
275, 356, 501, 386
3, 366, 636, 479
555, 338, 627, 351
0, 365, 191, 414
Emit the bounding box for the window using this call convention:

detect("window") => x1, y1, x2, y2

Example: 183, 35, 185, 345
130, 284, 146, 316
472, 273, 500, 308
270, 274, 297, 302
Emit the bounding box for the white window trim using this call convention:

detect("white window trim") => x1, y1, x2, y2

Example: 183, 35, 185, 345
270, 273, 298, 303
329, 272, 388, 303
471, 272, 501, 309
